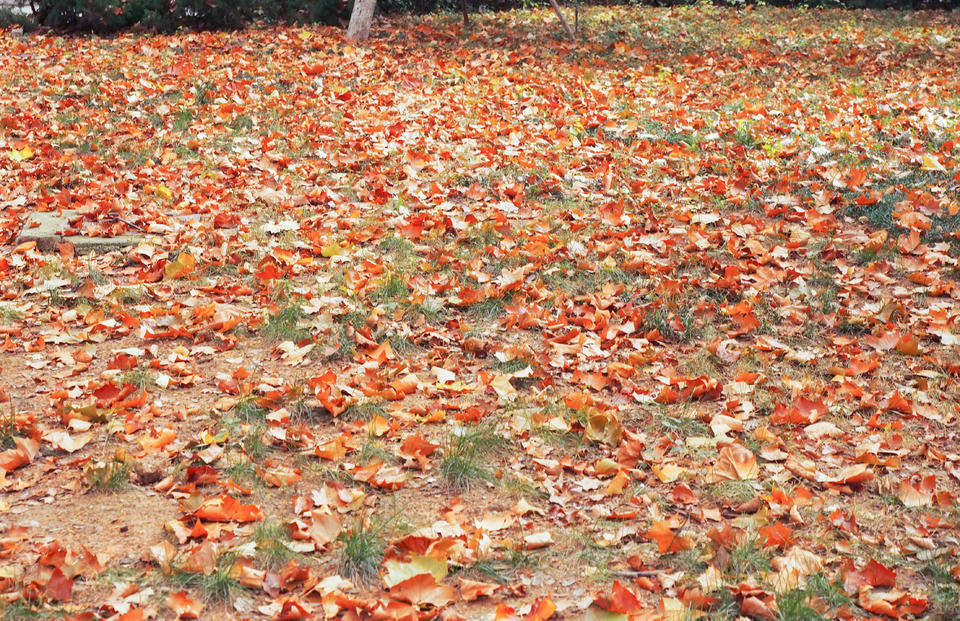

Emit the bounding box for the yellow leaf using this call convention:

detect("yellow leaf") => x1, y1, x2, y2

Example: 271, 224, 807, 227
651, 463, 685, 483
584, 409, 621, 445
165, 252, 197, 279
920, 155, 947, 172
321, 243, 344, 258
6, 146, 33, 162
382, 555, 447, 588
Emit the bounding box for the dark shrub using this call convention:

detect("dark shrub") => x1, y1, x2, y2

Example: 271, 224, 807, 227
31, 0, 343, 32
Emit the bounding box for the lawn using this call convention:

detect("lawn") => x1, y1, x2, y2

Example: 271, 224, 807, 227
1, 4, 960, 620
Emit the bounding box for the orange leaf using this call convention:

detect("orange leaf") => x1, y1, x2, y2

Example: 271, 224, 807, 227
388, 573, 455, 608
167, 591, 203, 619
894, 332, 921, 356
524, 595, 557, 620
712, 443, 758, 481
862, 559, 897, 588
458, 577, 501, 601
165, 252, 197, 279
646, 519, 695, 554
759, 522, 793, 549
193, 495, 263, 522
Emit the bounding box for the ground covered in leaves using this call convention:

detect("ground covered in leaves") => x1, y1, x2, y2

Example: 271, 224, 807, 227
1, 5, 960, 620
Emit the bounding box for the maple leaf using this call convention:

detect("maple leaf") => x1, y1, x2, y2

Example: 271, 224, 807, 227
168, 590, 203, 619
646, 518, 694, 554
388, 573, 455, 608
193, 495, 263, 522
710, 443, 759, 482
458, 577, 500, 601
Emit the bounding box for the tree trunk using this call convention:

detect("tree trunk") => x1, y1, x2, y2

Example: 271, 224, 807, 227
548, 0, 575, 41
347, 0, 376, 41
460, 0, 469, 27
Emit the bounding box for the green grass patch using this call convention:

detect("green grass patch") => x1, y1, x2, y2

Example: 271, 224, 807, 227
440, 421, 508, 490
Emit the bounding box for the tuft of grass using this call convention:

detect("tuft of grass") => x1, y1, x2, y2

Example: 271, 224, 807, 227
358, 437, 398, 466
241, 424, 271, 461
495, 358, 530, 374
734, 121, 759, 148
467, 548, 540, 585
341, 400, 385, 422
439, 421, 508, 490
0, 304, 24, 324
337, 516, 389, 586
231, 397, 268, 423
467, 296, 507, 320
707, 479, 757, 504
378, 235, 416, 267
113, 286, 145, 306
653, 412, 709, 437
252, 520, 300, 569
121, 366, 155, 390
922, 560, 960, 619
260, 303, 309, 341
405, 296, 445, 323
384, 331, 419, 355
644, 305, 697, 342
0, 408, 16, 450
223, 460, 258, 486
85, 459, 132, 491
326, 323, 356, 360
168, 551, 242, 602
173, 109, 194, 131
776, 589, 823, 621
804, 573, 852, 610
371, 274, 412, 305
725, 536, 771, 580
0, 601, 50, 620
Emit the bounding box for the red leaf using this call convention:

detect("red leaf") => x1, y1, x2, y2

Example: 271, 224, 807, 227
45, 568, 73, 602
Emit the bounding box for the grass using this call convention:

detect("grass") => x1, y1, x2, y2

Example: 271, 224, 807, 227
260, 303, 309, 341
341, 400, 386, 422
85, 459, 132, 491
371, 274, 412, 306
379, 235, 417, 268
252, 520, 301, 569
644, 305, 697, 342
113, 286, 145, 306
168, 551, 242, 602
383, 331, 419, 355
439, 421, 508, 490
337, 516, 390, 586
725, 536, 771, 580
0, 408, 16, 450
241, 425, 271, 461
0, 303, 24, 323
804, 573, 853, 610
776, 589, 824, 621
466, 296, 508, 320
653, 412, 710, 437
922, 560, 960, 619
358, 437, 399, 465
495, 357, 530, 374
0, 602, 61, 621
707, 479, 757, 504
405, 297, 445, 323
467, 548, 540, 584
231, 397, 268, 423
222, 459, 259, 486
120, 366, 154, 390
